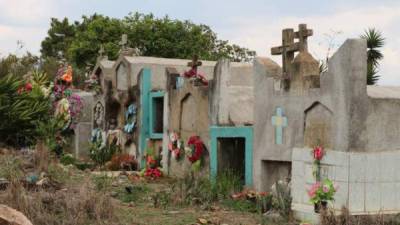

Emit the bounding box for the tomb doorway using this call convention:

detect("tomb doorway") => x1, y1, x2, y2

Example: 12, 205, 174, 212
217, 137, 246, 184
210, 126, 253, 186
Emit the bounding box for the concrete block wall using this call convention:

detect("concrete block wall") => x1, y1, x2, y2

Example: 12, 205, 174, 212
292, 148, 400, 216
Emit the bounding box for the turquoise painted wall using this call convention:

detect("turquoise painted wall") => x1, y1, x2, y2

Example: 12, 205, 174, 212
139, 68, 151, 167
209, 126, 253, 186
149, 91, 165, 139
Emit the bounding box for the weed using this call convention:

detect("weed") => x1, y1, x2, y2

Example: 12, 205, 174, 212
221, 198, 258, 212
47, 163, 69, 184
152, 189, 172, 209
92, 174, 113, 192
0, 155, 23, 182
272, 180, 292, 220
116, 183, 150, 203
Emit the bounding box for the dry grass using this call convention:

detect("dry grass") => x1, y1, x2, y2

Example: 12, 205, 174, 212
0, 146, 118, 225
1, 177, 118, 225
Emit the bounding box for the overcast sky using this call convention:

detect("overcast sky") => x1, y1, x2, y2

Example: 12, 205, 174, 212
0, 0, 399, 85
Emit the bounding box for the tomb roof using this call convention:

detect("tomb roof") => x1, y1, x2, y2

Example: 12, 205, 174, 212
121, 56, 250, 67
367, 86, 400, 99
99, 59, 115, 69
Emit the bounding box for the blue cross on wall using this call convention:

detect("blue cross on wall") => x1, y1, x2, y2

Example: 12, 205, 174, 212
271, 107, 288, 145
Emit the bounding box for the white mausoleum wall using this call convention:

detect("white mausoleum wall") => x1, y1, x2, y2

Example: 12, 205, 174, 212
292, 148, 400, 216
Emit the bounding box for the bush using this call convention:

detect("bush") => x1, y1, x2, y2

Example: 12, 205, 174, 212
171, 170, 243, 208
0, 75, 51, 146
60, 153, 77, 165
89, 140, 119, 166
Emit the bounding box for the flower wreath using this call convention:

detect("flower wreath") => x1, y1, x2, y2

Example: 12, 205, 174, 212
124, 104, 137, 134
185, 136, 204, 163
168, 132, 183, 159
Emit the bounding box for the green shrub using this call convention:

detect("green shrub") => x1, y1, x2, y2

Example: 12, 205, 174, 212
60, 154, 76, 165
0, 75, 50, 146
172, 170, 243, 208
89, 141, 119, 166
221, 198, 258, 212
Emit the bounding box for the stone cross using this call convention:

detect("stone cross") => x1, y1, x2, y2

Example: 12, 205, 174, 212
188, 55, 202, 72
271, 107, 288, 145
98, 45, 105, 57
119, 34, 128, 50
271, 28, 297, 73
271, 24, 313, 73
294, 24, 313, 52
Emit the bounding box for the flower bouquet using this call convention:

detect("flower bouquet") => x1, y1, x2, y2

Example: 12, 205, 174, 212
308, 179, 338, 213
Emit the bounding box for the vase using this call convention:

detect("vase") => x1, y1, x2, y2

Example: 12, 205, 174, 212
314, 201, 328, 213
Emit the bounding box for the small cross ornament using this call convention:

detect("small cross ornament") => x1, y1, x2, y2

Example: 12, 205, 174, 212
98, 45, 105, 57
271, 107, 288, 145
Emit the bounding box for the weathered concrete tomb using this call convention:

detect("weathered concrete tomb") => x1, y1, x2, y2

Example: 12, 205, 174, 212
254, 24, 400, 219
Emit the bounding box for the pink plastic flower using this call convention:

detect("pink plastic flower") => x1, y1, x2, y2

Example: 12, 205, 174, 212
308, 182, 321, 197
323, 185, 329, 193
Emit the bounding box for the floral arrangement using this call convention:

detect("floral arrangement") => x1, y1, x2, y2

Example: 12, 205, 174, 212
140, 142, 163, 179
311, 145, 324, 181
85, 74, 102, 94
308, 179, 338, 204
107, 153, 138, 171
168, 132, 183, 159
123, 104, 136, 134
231, 188, 268, 200
183, 68, 208, 85
185, 136, 204, 163
51, 65, 83, 131
142, 155, 162, 179
144, 167, 162, 178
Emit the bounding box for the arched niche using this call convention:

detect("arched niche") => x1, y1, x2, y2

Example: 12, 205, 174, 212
304, 102, 333, 148
179, 93, 197, 135
116, 63, 128, 91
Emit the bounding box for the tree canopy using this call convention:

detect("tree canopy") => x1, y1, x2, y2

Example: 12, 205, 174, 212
40, 13, 256, 70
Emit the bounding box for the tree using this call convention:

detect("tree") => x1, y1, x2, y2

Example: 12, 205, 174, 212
360, 28, 385, 85
123, 13, 255, 62
41, 18, 76, 60
40, 12, 256, 70
67, 14, 125, 68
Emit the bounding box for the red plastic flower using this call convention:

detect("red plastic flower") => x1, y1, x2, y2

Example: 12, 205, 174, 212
144, 168, 162, 178
187, 136, 204, 163
313, 146, 324, 161
25, 83, 32, 92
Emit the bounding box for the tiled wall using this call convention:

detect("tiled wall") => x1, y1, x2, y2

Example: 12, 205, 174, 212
292, 148, 400, 215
